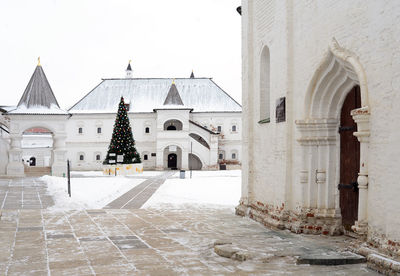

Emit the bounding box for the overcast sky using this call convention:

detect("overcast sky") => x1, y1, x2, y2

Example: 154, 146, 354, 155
0, 0, 241, 109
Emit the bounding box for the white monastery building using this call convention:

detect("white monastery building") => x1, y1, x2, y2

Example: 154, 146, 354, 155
236, 0, 400, 259
0, 61, 242, 176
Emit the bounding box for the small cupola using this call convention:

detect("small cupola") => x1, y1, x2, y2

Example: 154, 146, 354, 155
126, 60, 133, 78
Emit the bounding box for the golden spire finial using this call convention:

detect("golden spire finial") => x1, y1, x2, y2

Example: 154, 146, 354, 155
129, 59, 131, 64
37, 57, 41, 66
172, 78, 175, 84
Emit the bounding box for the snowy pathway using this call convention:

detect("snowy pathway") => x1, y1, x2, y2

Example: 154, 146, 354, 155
103, 171, 176, 209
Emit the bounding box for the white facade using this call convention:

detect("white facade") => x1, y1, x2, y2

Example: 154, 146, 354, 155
66, 108, 242, 171
237, 0, 400, 257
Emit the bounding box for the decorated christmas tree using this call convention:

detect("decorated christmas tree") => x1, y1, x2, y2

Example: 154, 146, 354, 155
104, 97, 141, 164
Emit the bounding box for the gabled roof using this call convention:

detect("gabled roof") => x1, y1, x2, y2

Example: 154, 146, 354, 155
163, 82, 184, 106
17, 65, 60, 108
68, 78, 241, 113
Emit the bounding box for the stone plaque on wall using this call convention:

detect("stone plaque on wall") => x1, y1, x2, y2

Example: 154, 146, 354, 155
276, 97, 286, 123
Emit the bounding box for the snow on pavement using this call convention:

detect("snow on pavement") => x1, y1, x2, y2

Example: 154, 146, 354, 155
41, 175, 146, 210
142, 170, 241, 209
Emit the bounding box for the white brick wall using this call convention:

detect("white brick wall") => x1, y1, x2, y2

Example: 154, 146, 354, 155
242, 0, 400, 245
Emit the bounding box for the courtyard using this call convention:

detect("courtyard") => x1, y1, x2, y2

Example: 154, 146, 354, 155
0, 171, 378, 275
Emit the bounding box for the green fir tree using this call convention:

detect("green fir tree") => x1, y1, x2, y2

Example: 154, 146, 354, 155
104, 97, 141, 164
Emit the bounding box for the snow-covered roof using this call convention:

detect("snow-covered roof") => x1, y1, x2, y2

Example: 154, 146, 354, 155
68, 78, 241, 113
8, 64, 69, 115
7, 104, 69, 115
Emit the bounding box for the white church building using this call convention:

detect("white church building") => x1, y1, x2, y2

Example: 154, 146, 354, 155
0, 61, 242, 176
237, 0, 400, 262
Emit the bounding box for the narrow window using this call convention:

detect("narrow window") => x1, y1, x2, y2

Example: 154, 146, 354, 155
96, 154, 101, 161
260, 46, 271, 121
219, 153, 223, 160
145, 127, 150, 134
217, 126, 222, 132
232, 125, 237, 132
97, 127, 101, 134
79, 154, 84, 161
232, 153, 236, 159
78, 127, 83, 134
144, 154, 148, 161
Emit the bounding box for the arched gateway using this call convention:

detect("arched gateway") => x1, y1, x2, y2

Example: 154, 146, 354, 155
295, 39, 370, 235
5, 61, 69, 177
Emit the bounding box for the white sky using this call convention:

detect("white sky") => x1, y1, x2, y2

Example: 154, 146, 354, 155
0, 0, 241, 109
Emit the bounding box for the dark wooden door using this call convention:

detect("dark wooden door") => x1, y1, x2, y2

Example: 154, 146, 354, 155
339, 86, 361, 230
168, 154, 177, 169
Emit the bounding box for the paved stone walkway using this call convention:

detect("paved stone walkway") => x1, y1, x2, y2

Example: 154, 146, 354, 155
103, 171, 176, 209
0, 207, 378, 275
0, 178, 54, 210
0, 175, 380, 275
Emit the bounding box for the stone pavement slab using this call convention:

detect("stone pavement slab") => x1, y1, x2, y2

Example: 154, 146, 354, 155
0, 207, 379, 275
0, 178, 54, 210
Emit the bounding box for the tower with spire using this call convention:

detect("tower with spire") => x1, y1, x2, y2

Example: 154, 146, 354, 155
126, 60, 133, 78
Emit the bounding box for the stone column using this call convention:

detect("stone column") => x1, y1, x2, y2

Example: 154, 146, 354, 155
7, 134, 24, 176
51, 133, 67, 177
351, 108, 370, 235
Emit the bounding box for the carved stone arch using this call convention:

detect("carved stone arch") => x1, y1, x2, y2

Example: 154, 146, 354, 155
305, 38, 369, 118
296, 38, 370, 236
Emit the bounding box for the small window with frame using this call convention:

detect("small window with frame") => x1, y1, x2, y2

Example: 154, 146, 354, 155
145, 127, 150, 134
97, 127, 102, 134
231, 125, 237, 132
78, 127, 83, 134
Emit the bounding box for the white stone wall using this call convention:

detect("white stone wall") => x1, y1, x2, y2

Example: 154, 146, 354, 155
241, 0, 400, 249
66, 111, 241, 171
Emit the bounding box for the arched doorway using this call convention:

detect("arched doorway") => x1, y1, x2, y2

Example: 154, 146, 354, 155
163, 146, 182, 170
296, 39, 371, 235
29, 157, 36, 166
168, 153, 177, 169
339, 86, 361, 230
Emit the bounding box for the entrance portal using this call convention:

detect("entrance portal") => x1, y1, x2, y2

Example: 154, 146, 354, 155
339, 86, 361, 230
168, 153, 177, 169
29, 157, 36, 166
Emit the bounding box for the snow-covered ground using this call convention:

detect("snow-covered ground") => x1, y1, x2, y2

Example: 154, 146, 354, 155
41, 175, 146, 210
142, 170, 241, 209
70, 170, 164, 177
41, 170, 241, 211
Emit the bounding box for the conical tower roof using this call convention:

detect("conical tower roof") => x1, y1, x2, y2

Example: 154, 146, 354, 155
17, 63, 60, 108
190, 70, 195, 78
163, 80, 184, 106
